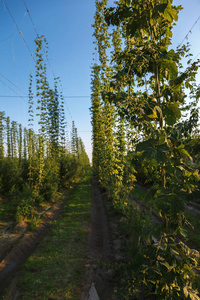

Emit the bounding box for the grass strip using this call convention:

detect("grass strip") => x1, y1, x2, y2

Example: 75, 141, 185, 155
8, 170, 92, 300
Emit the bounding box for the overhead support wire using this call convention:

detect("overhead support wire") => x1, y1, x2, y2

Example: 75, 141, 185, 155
0, 72, 28, 96
22, 0, 84, 135
22, 0, 73, 123
0, 80, 27, 104
176, 15, 200, 64
178, 15, 200, 47
3, 0, 85, 139
22, 0, 37, 35
3, 0, 34, 60
22, 0, 56, 78
193, 52, 200, 62
63, 99, 73, 121
0, 10, 27, 43
0, 95, 90, 98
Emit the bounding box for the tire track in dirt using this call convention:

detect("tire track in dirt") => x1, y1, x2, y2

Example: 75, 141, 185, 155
81, 176, 116, 300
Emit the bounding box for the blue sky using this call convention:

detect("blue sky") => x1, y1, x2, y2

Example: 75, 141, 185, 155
0, 0, 200, 162
0, 0, 95, 160
173, 0, 200, 52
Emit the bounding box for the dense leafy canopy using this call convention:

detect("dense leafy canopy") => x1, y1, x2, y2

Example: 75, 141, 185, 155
91, 0, 200, 298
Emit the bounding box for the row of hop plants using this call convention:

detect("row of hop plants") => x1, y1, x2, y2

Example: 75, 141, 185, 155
0, 35, 90, 223
91, 0, 200, 299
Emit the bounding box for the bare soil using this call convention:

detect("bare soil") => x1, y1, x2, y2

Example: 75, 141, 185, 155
81, 176, 119, 300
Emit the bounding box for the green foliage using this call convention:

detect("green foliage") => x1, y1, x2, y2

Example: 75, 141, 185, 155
6, 116, 11, 158
59, 152, 78, 188
15, 185, 35, 223
133, 234, 200, 299
0, 35, 90, 227
0, 158, 22, 194
92, 0, 200, 298
40, 157, 59, 201
47, 84, 60, 155
114, 201, 200, 300
0, 112, 4, 159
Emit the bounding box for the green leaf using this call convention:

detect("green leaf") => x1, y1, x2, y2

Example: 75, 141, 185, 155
158, 130, 167, 145
188, 289, 200, 300
155, 143, 169, 162
125, 0, 131, 5
164, 6, 178, 22
160, 261, 173, 271
177, 145, 192, 160
162, 59, 178, 80
164, 103, 181, 125
155, 3, 168, 14
136, 139, 156, 152
179, 228, 188, 238
147, 107, 158, 119
157, 255, 165, 261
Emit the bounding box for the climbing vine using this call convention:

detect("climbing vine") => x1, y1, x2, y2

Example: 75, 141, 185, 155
0, 35, 90, 225
92, 1, 200, 299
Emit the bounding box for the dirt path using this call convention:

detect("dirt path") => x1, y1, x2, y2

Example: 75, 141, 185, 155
81, 176, 117, 300
0, 176, 119, 299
